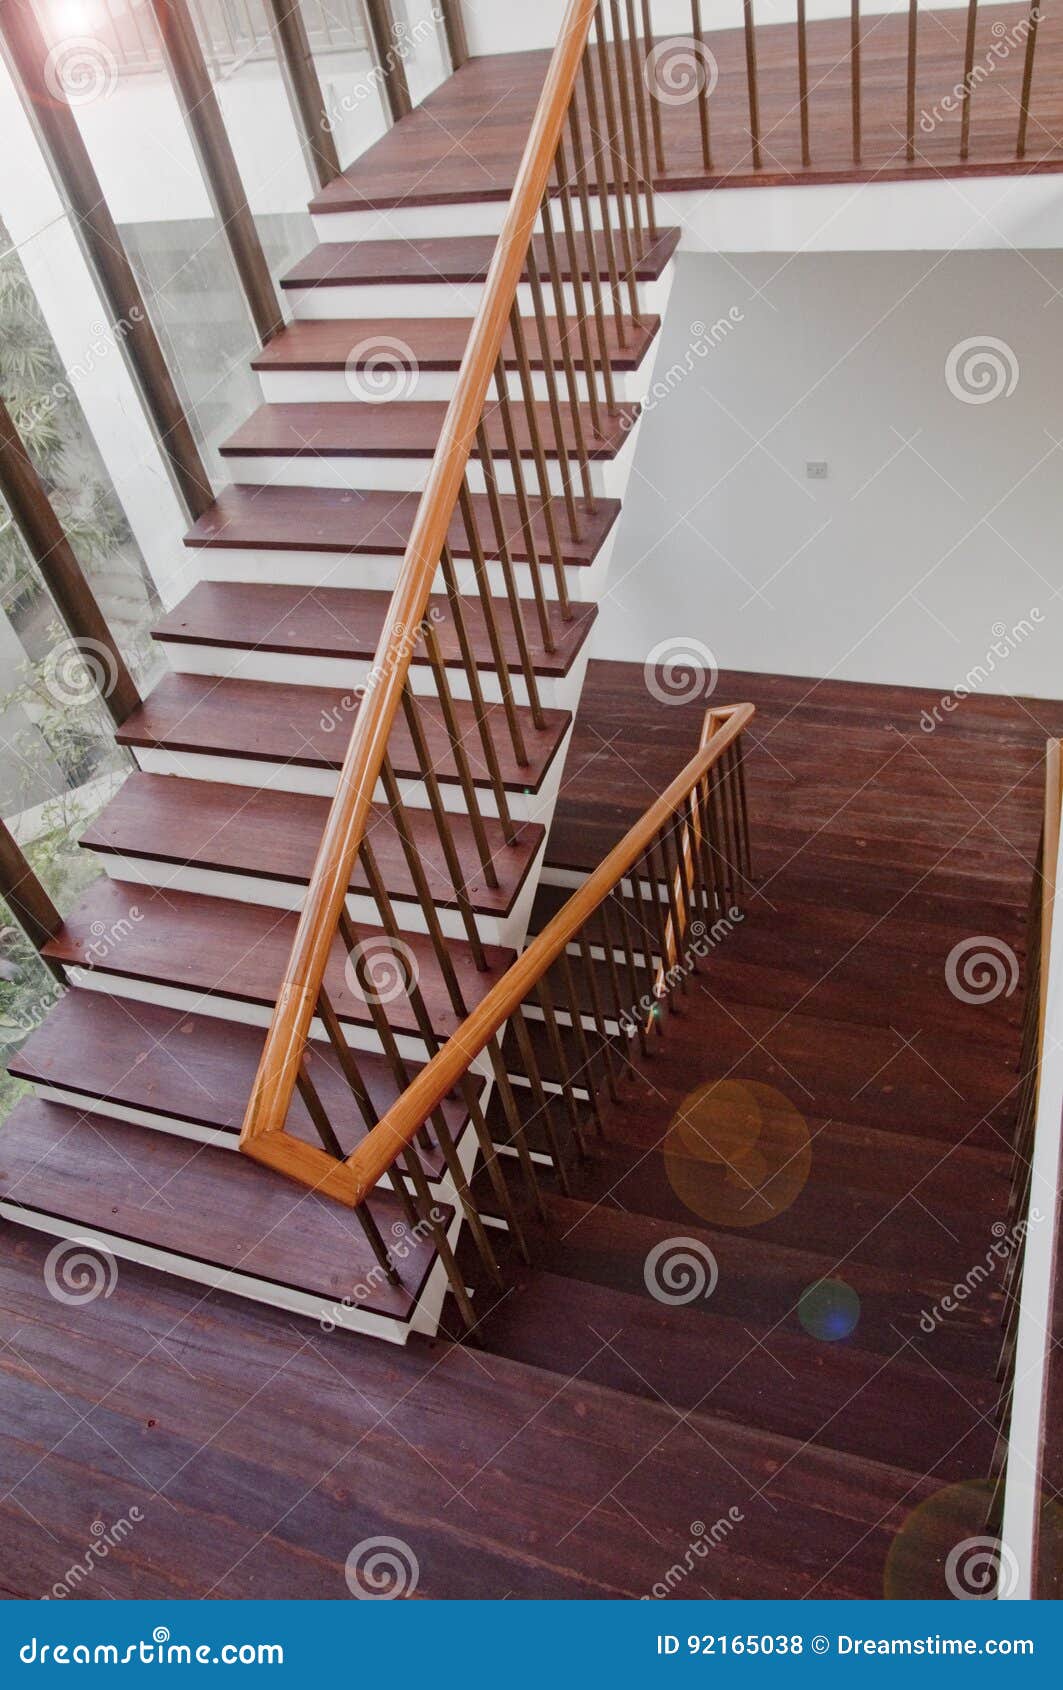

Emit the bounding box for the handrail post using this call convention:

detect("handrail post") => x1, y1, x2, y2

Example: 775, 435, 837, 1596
0, 0, 214, 522
0, 397, 141, 730
0, 817, 65, 983
364, 0, 414, 121
150, 0, 286, 346
263, 0, 342, 190
439, 1, 471, 70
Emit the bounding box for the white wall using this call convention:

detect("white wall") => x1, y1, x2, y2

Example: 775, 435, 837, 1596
598, 249, 1063, 698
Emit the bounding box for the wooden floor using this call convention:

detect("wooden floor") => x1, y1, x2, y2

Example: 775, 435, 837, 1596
0, 661, 1055, 1599
316, 5, 1063, 213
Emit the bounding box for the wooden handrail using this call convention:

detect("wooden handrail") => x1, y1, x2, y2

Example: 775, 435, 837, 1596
341, 702, 754, 1202
240, 0, 602, 1157
1038, 740, 1060, 1054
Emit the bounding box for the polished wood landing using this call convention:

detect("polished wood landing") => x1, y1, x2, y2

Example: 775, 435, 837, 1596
316, 6, 1063, 211
0, 662, 1052, 1598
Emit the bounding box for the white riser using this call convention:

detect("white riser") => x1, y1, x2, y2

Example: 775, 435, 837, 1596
222, 423, 640, 501
189, 522, 619, 603
30, 1076, 489, 1209
287, 274, 671, 322
0, 1205, 427, 1345
157, 638, 591, 716
130, 724, 574, 826
257, 363, 645, 406
310, 192, 619, 245
95, 835, 547, 953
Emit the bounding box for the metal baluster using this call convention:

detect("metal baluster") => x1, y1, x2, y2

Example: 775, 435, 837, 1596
625, 0, 659, 237
575, 62, 631, 342
538, 192, 596, 510
458, 477, 530, 764
959, 0, 973, 161
485, 365, 558, 645
742, 0, 763, 169
798, 0, 811, 167
398, 689, 488, 969
690, 0, 712, 171
510, 1005, 573, 1192
640, 0, 665, 174
905, 0, 918, 162
606, 0, 646, 250
486, 1034, 547, 1217
296, 1055, 402, 1284
591, 6, 644, 317
577, 927, 621, 1101
850, 0, 862, 165
472, 414, 551, 722
558, 947, 607, 1124
538, 970, 589, 1155
525, 231, 584, 533
615, 897, 650, 1056
350, 856, 503, 1287
556, 131, 619, 416
438, 543, 519, 845
1016, 2, 1040, 159
504, 314, 575, 618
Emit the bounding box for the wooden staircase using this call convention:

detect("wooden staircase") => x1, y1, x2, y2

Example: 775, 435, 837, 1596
2, 5, 684, 1343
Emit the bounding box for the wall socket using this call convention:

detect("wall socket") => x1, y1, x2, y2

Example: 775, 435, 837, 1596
806, 461, 829, 480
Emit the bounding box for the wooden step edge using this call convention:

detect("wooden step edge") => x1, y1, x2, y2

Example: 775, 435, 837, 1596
280, 228, 681, 289
250, 316, 661, 375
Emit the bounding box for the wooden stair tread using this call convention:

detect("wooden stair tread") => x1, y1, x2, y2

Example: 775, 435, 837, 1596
281, 228, 680, 289
251, 315, 659, 373
0, 1098, 444, 1317
81, 772, 543, 918
116, 673, 571, 794
184, 484, 619, 566
220, 400, 637, 461
153, 581, 596, 679
41, 880, 515, 1043
8, 991, 466, 1170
